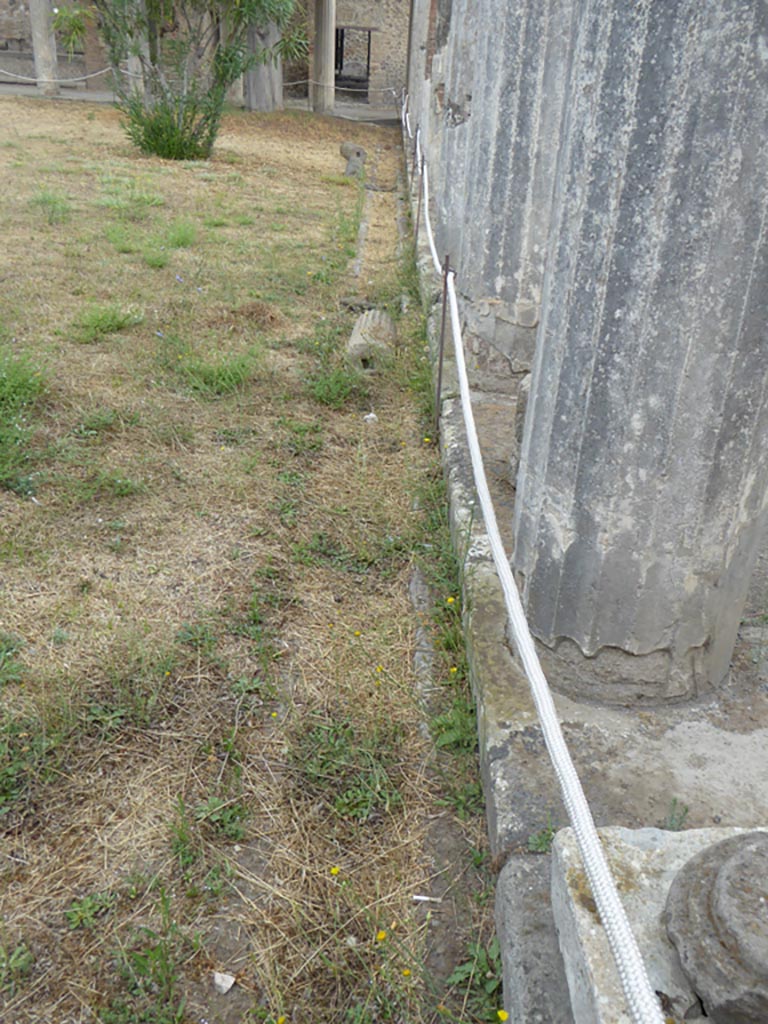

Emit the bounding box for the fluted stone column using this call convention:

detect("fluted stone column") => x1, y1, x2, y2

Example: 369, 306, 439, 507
413, 1, 576, 393
29, 0, 59, 97
454, 0, 577, 392
245, 23, 283, 112
311, 0, 335, 114
514, 0, 768, 703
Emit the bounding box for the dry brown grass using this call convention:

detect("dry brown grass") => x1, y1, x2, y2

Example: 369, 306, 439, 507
0, 97, 495, 1024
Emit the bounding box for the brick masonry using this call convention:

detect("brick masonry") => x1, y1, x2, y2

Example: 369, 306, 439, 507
0, 0, 109, 88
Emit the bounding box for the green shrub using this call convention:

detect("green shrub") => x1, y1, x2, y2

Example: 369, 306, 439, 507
0, 634, 24, 687
306, 365, 367, 409
120, 89, 226, 162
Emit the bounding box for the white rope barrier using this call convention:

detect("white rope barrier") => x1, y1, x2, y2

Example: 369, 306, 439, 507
0, 67, 397, 100
285, 77, 399, 99
420, 160, 443, 276
0, 66, 112, 83
401, 91, 413, 139
404, 98, 664, 1024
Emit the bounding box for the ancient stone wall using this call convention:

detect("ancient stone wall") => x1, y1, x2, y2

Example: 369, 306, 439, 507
0, 0, 34, 82
0, 0, 28, 47
0, 0, 108, 88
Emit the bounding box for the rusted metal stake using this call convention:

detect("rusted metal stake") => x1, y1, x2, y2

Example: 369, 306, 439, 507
414, 154, 424, 261
435, 255, 450, 437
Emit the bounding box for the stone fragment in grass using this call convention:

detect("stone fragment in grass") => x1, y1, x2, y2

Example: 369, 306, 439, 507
340, 141, 367, 176
346, 309, 396, 374
213, 971, 236, 994
340, 141, 367, 162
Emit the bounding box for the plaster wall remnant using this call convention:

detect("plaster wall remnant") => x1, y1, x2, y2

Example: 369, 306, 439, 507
337, 0, 408, 99
513, 0, 768, 702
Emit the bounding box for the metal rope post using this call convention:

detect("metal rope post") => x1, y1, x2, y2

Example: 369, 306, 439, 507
435, 254, 450, 437
414, 153, 424, 261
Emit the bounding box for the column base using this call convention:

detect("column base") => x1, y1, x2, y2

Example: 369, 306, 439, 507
534, 636, 715, 705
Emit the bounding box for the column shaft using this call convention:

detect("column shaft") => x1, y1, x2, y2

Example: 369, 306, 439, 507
29, 0, 59, 97
514, 0, 768, 702
312, 0, 335, 114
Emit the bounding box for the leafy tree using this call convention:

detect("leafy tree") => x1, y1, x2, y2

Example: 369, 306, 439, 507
57, 0, 305, 159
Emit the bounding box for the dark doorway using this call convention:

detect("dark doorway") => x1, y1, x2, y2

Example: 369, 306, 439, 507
334, 26, 372, 101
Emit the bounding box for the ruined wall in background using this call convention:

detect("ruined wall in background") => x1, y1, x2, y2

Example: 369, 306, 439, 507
0, 0, 109, 89
0, 0, 29, 49
0, 0, 37, 83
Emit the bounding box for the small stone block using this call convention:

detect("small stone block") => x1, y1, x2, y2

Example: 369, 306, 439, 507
344, 154, 365, 177
346, 309, 396, 373
340, 141, 367, 162
212, 971, 236, 994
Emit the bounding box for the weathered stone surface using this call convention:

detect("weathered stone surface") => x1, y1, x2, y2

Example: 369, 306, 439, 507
340, 141, 368, 162
421, 273, 768, 1023
408, 0, 576, 389
664, 831, 768, 1024
513, 1, 768, 701
29, 0, 60, 97
212, 971, 236, 995
311, 0, 335, 113
345, 309, 396, 372
551, 827, 765, 1024
244, 22, 283, 112
497, 855, 574, 1024
340, 142, 367, 177
344, 155, 365, 177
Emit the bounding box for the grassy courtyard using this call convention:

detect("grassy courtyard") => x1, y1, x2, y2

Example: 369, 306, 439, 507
0, 97, 499, 1023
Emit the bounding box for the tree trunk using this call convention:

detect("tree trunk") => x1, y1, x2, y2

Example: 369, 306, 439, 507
245, 22, 283, 112
28, 0, 59, 96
